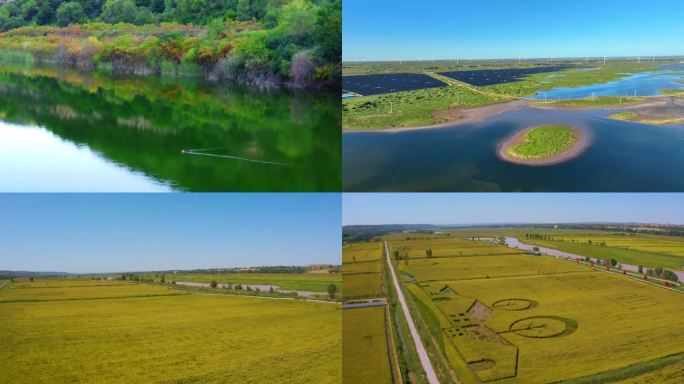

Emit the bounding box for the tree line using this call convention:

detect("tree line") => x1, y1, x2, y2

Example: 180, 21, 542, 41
0, 0, 341, 88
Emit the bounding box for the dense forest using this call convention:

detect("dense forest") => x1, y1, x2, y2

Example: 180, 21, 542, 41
0, 0, 340, 88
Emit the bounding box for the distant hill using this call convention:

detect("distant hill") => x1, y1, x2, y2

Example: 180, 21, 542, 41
0, 270, 72, 277
343, 224, 440, 242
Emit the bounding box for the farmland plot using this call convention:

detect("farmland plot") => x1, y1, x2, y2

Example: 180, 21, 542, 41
343, 306, 392, 384
393, 239, 684, 384
0, 279, 341, 384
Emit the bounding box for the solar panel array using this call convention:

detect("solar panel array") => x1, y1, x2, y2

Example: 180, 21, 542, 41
342, 73, 447, 96
439, 66, 572, 86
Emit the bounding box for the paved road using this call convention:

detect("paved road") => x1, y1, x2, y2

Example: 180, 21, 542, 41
385, 241, 440, 384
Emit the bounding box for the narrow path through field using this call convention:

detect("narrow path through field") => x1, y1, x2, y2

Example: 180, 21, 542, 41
425, 72, 522, 101
385, 241, 440, 384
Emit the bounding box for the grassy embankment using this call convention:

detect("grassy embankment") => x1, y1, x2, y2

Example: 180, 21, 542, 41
0, 278, 341, 383
343, 61, 666, 130
504, 125, 579, 160
607, 111, 684, 125
661, 89, 684, 97
391, 237, 684, 383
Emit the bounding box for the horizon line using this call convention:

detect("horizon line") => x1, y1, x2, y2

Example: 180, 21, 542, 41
1, 264, 343, 275
342, 55, 684, 63
343, 221, 684, 227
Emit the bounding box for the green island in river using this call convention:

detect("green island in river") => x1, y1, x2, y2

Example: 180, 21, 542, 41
499, 125, 588, 166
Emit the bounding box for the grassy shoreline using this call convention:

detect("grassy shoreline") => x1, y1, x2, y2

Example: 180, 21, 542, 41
608, 111, 684, 125
0, 0, 341, 89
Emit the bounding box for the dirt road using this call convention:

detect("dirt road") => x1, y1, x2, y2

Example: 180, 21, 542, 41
385, 241, 440, 384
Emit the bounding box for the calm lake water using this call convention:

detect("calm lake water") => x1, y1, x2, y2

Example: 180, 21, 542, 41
532, 65, 684, 99
345, 66, 684, 192
0, 64, 340, 192
344, 107, 684, 191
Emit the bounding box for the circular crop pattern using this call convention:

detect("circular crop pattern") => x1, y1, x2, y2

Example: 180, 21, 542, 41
509, 316, 578, 338
492, 298, 538, 311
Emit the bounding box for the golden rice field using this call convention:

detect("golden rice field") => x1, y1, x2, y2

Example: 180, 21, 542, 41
343, 271, 383, 298
342, 261, 383, 275
399, 254, 586, 281
390, 238, 525, 258
343, 242, 383, 263
0, 282, 182, 302
539, 233, 684, 257
342, 306, 392, 384
394, 238, 684, 384
0, 279, 341, 384
343, 242, 385, 298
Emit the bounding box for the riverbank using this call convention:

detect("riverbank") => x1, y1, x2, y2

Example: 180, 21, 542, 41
0, 9, 340, 90
343, 96, 677, 133
605, 97, 684, 125
497, 125, 590, 166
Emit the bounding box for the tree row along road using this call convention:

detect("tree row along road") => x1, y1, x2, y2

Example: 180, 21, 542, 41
384, 241, 440, 384
147, 283, 340, 305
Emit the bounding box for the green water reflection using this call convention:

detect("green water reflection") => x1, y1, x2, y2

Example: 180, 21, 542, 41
0, 65, 340, 191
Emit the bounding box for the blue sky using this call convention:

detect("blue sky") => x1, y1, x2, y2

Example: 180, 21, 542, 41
343, 194, 684, 226
343, 0, 684, 61
0, 194, 340, 273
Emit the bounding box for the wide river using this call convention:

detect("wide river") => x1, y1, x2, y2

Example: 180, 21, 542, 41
505, 237, 684, 281
0, 64, 340, 192
344, 66, 684, 192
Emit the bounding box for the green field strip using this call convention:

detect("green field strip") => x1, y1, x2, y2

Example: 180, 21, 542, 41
384, 269, 431, 384
384, 305, 404, 384
553, 352, 684, 384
